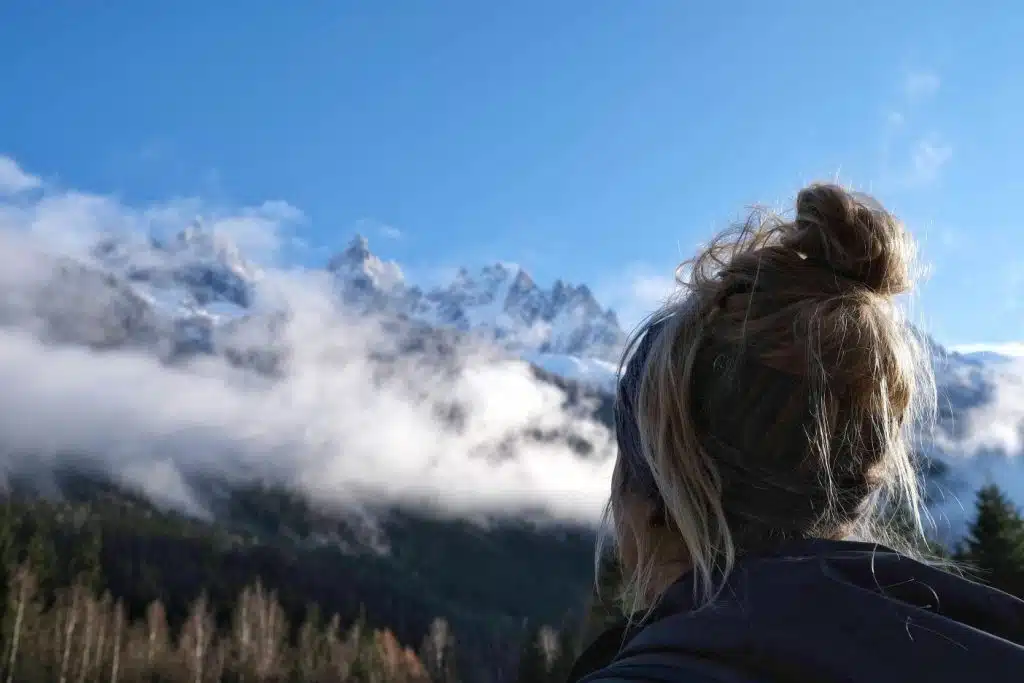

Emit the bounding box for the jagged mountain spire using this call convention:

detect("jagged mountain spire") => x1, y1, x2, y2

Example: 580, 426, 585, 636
328, 234, 405, 295
327, 240, 625, 360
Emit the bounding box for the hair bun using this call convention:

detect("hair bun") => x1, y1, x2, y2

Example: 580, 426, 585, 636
786, 183, 913, 296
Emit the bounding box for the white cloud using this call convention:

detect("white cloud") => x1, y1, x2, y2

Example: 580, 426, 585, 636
353, 218, 403, 242
0, 322, 614, 521
886, 110, 905, 127
910, 139, 953, 185
927, 357, 1024, 539
951, 343, 1024, 358
206, 200, 305, 262
380, 224, 403, 240
878, 70, 952, 188
0, 156, 42, 195
597, 266, 679, 333
904, 71, 941, 100
0, 170, 615, 523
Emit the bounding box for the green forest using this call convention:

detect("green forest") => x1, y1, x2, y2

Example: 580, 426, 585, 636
0, 482, 1021, 683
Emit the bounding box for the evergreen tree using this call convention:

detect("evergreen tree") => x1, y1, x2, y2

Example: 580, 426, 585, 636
958, 483, 1024, 598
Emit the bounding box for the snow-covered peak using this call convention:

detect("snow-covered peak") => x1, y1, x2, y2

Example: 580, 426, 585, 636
91, 221, 257, 316
162, 220, 255, 281
328, 234, 405, 295
320, 237, 626, 360
327, 234, 372, 270
429, 262, 520, 317
412, 260, 625, 359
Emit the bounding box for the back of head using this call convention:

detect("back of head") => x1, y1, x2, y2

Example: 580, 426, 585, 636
607, 183, 933, 613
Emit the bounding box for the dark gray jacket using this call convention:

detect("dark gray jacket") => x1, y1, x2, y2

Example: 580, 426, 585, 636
570, 539, 1024, 682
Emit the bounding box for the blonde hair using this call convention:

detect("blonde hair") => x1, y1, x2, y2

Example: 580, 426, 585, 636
601, 183, 936, 617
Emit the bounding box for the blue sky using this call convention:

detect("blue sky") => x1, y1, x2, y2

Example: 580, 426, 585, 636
1, 1, 1022, 347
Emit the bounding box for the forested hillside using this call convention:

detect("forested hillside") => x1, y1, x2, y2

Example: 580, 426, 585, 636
0, 480, 1022, 683
0, 486, 589, 683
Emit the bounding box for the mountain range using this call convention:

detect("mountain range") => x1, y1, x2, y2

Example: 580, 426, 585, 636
84, 228, 623, 387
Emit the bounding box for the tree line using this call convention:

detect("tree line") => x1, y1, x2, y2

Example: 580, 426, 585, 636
0, 497, 580, 683
0, 481, 1022, 682
0, 567, 439, 683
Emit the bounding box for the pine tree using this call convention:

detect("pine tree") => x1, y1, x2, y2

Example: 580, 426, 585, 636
958, 483, 1024, 598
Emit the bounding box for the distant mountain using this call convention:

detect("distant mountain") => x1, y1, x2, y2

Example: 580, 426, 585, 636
327, 235, 625, 362
94, 220, 256, 313
83, 229, 627, 383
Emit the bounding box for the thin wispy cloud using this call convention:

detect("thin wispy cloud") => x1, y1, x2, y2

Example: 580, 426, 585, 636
952, 343, 1024, 358
352, 217, 403, 242
597, 265, 678, 332
910, 138, 953, 185
904, 70, 941, 100
379, 224, 403, 240
0, 156, 42, 195
879, 70, 952, 188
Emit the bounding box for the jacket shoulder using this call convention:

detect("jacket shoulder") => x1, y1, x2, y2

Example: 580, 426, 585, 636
575, 649, 765, 683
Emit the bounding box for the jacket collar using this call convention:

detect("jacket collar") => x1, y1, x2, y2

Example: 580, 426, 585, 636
567, 538, 896, 682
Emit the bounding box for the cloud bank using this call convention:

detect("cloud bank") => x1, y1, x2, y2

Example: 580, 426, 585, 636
922, 352, 1024, 540
0, 157, 615, 524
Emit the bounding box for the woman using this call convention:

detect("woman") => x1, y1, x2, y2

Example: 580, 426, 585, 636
570, 184, 1024, 682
